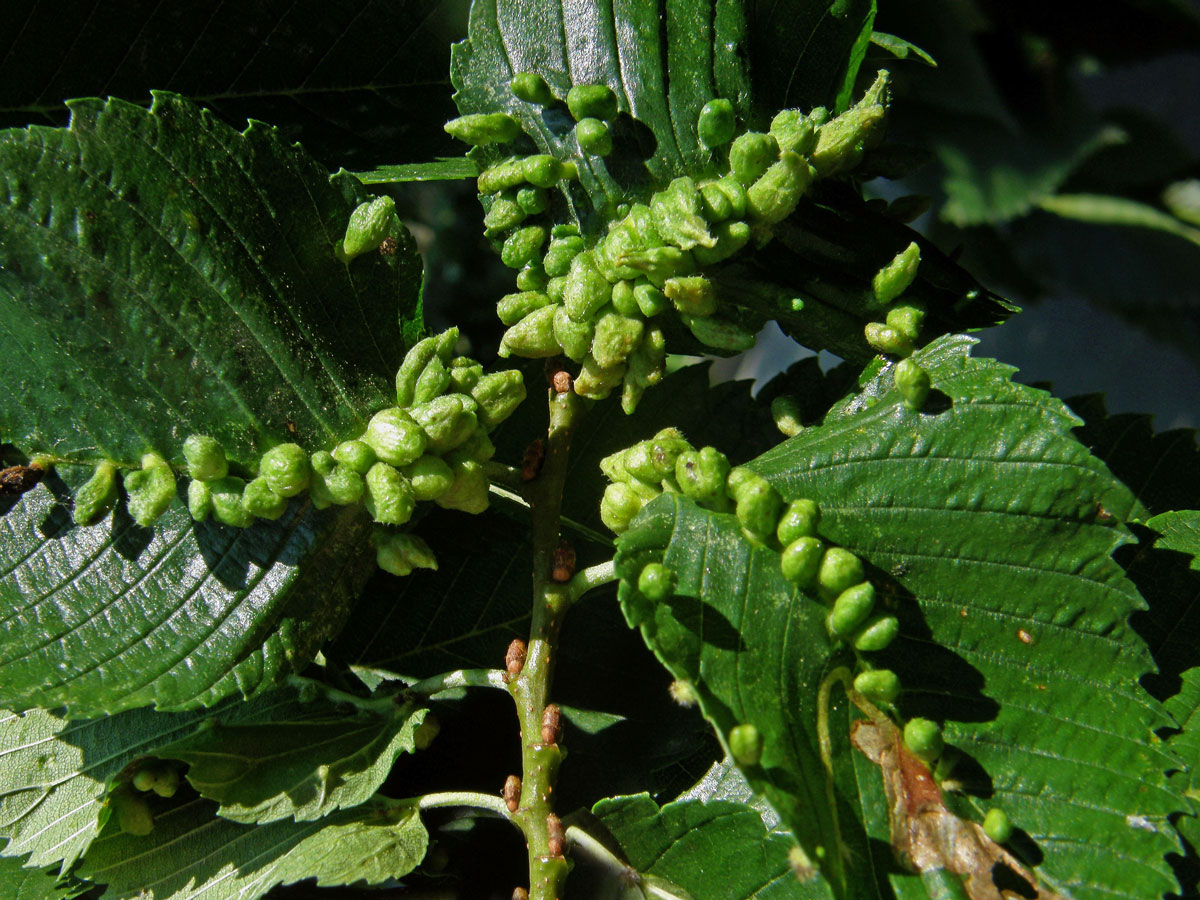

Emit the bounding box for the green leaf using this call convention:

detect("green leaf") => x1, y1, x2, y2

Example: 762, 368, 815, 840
868, 32, 936, 67
450, 0, 753, 222
748, 335, 1184, 900
156, 683, 428, 824
0, 693, 296, 870
0, 1, 470, 169
0, 91, 422, 470
1038, 193, 1200, 249
352, 159, 479, 184
76, 797, 427, 900
1147, 510, 1200, 570
1165, 666, 1200, 895
0, 472, 374, 716
0, 854, 81, 900
592, 792, 831, 900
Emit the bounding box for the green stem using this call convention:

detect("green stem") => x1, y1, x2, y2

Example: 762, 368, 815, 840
508, 383, 586, 900
567, 559, 617, 602
406, 668, 508, 696
484, 460, 523, 489
417, 791, 511, 818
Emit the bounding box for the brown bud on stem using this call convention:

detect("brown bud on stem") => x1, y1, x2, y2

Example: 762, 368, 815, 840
505, 638, 527, 681
551, 540, 576, 583
546, 813, 565, 857
0, 463, 44, 496
503, 774, 521, 812
552, 369, 573, 394
522, 439, 545, 481
541, 703, 562, 745
512, 889, 529, 900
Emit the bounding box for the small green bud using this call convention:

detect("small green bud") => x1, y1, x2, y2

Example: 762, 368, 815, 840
375, 530, 438, 577
209, 476, 253, 527
776, 498, 820, 544
516, 264, 549, 293
149, 767, 180, 798
396, 328, 459, 407
894, 359, 931, 411
854, 668, 901, 703
332, 439, 377, 475
728, 723, 763, 766
434, 451, 490, 514
402, 455, 455, 501
810, 70, 890, 178
364, 463, 417, 526
576, 117, 612, 155
567, 84, 618, 121
770, 395, 804, 437
729, 132, 780, 187
471, 369, 527, 430
903, 717, 943, 763
698, 99, 736, 148
609, 279, 640, 317
511, 72, 554, 105
365, 408, 428, 467
523, 154, 566, 188
638, 562, 675, 601
553, 304, 595, 362
111, 790, 154, 836
340, 196, 398, 260
769, 109, 818, 156
241, 477, 287, 520
591, 311, 645, 369
601, 482, 645, 533
259, 443, 310, 498
699, 175, 748, 222
675, 447, 731, 508
448, 357, 484, 393
574, 354, 626, 399
731, 473, 782, 541
827, 581, 876, 638
680, 313, 757, 352
543, 235, 586, 277
132, 769, 157, 793
885, 303, 925, 341
183, 434, 228, 481
410, 395, 479, 454
864, 322, 914, 357
477, 157, 529, 195
444, 112, 521, 145
818, 547, 865, 601
73, 461, 119, 526
311, 450, 336, 477
502, 304, 562, 358
311, 463, 364, 508
983, 808, 1013, 844
483, 192, 526, 231
516, 186, 549, 215
412, 355, 451, 404
873, 241, 921, 305
853, 614, 900, 652
187, 479, 213, 522
498, 291, 553, 327
747, 151, 814, 225
632, 281, 669, 317
564, 252, 614, 322
124, 453, 176, 527
650, 177, 715, 251
809, 107, 830, 125
502, 225, 548, 269
664, 275, 717, 317
691, 219, 751, 266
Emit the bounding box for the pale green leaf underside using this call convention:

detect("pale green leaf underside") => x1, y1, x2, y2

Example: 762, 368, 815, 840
0, 91, 422, 469
157, 691, 428, 825
749, 335, 1183, 900
0, 853, 74, 900
77, 797, 427, 900
351, 159, 478, 184
0, 475, 374, 718
594, 793, 830, 900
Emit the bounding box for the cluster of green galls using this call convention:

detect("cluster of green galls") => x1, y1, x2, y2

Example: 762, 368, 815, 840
443, 70, 926, 414
69, 328, 525, 578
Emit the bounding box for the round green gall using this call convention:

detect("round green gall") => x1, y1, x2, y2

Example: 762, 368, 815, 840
853, 668, 901, 704
610, 280, 640, 318
332, 439, 377, 475
552, 304, 595, 362
402, 455, 455, 501
477, 157, 528, 195
132, 769, 157, 793
471, 370, 527, 430
564, 252, 614, 323
434, 450, 491, 514
412, 355, 451, 405
259, 443, 310, 498
502, 225, 548, 270
680, 313, 757, 352
734, 476, 783, 542
746, 151, 814, 225
73, 461, 119, 526
149, 767, 179, 798
241, 477, 287, 520
516, 262, 549, 292
524, 154, 566, 188
691, 219, 751, 266
903, 717, 944, 764
187, 479, 213, 522
124, 453, 176, 527
865, 322, 914, 357
983, 808, 1013, 844
209, 476, 253, 527
699, 175, 748, 222
364, 463, 417, 526
183, 434, 228, 482
675, 447, 731, 508
543, 235, 585, 277
591, 312, 645, 369
809, 70, 890, 178
497, 291, 553, 327
776, 498, 820, 544
511, 71, 554, 105
574, 354, 626, 400
637, 562, 675, 601
633, 282, 669, 317
365, 408, 428, 467
697, 99, 736, 148
449, 357, 485, 394
516, 186, 549, 215
650, 177, 715, 252
886, 303, 925, 341
340, 195, 398, 259
728, 723, 764, 766
894, 358, 931, 411
315, 463, 365, 507
310, 450, 336, 478
375, 530, 438, 577
112, 790, 154, 836
395, 328, 459, 407
817, 547, 865, 601
567, 84, 618, 121
576, 117, 612, 155
769, 109, 818, 156
443, 112, 521, 145
780, 536, 823, 586
601, 482, 645, 534
483, 192, 526, 232
663, 276, 717, 317
410, 395, 479, 454
827, 581, 876, 639
729, 132, 779, 187
853, 614, 900, 652
872, 241, 921, 306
